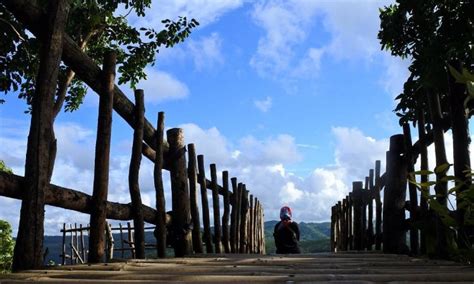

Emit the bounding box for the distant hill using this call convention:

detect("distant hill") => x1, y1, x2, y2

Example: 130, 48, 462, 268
43, 221, 331, 264
264, 220, 330, 254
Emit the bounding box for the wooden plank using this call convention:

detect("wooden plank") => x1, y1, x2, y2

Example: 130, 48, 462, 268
221, 171, 230, 253
197, 155, 213, 253
210, 164, 222, 253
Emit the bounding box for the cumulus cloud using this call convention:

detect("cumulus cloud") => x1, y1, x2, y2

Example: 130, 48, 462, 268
186, 33, 224, 71
135, 68, 189, 104
0, 120, 414, 234
254, 96, 272, 112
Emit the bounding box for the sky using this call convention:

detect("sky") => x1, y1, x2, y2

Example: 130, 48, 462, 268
0, 0, 429, 236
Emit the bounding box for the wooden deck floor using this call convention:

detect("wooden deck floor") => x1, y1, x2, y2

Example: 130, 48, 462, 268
1, 252, 474, 283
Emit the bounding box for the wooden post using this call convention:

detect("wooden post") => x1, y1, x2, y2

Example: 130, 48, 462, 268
154, 112, 167, 258
348, 193, 353, 250
80, 224, 86, 263
222, 171, 231, 253
331, 205, 336, 252
230, 177, 238, 253
188, 144, 203, 254
127, 222, 135, 258
403, 123, 419, 255
119, 223, 124, 258
374, 160, 382, 250
235, 183, 243, 252
69, 224, 74, 264
367, 169, 374, 251
12, 0, 70, 271
105, 222, 114, 261
239, 186, 249, 253
197, 155, 213, 253
352, 181, 364, 250
261, 204, 266, 255
253, 196, 258, 253
342, 198, 348, 251
167, 128, 193, 257
383, 134, 408, 254
62, 223, 66, 265
249, 195, 254, 253
210, 164, 222, 253
362, 177, 369, 250
417, 110, 429, 255
128, 90, 146, 259
88, 51, 115, 263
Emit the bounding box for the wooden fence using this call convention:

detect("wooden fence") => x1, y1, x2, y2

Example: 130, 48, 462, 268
330, 129, 466, 256
0, 52, 265, 264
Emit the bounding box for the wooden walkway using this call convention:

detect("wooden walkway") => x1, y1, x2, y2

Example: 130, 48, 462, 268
1, 252, 474, 283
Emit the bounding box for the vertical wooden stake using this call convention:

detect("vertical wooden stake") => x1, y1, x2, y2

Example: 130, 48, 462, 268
367, 169, 374, 251
230, 177, 238, 253
222, 171, 231, 253
236, 183, 243, 252
417, 110, 429, 255
198, 155, 213, 253
154, 112, 167, 258
210, 164, 222, 253
348, 193, 353, 250
89, 51, 116, 263
403, 123, 419, 255
167, 128, 193, 257
352, 181, 364, 250
188, 144, 203, 254
239, 185, 249, 253
383, 134, 408, 254
249, 194, 254, 253
128, 90, 146, 259
374, 160, 382, 250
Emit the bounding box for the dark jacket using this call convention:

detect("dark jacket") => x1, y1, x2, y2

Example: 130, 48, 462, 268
273, 221, 301, 254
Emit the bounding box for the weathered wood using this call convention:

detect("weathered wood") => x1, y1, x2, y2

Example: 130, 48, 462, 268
383, 134, 408, 254
374, 160, 382, 251
222, 171, 231, 253
80, 224, 86, 262
129, 90, 146, 259
62, 223, 66, 265
154, 112, 167, 258
367, 169, 374, 251
352, 181, 364, 251
331, 206, 336, 252
197, 155, 213, 253
167, 128, 193, 257
12, 0, 69, 271
342, 198, 348, 251
210, 164, 222, 253
239, 186, 249, 253
362, 177, 369, 250
348, 193, 353, 250
248, 194, 254, 253
417, 110, 429, 255
235, 183, 243, 252
89, 51, 116, 264
127, 222, 135, 258
0, 171, 171, 225
427, 91, 450, 258
447, 63, 472, 250
252, 196, 258, 253
230, 178, 238, 253
105, 223, 114, 262
188, 144, 203, 254
403, 123, 419, 255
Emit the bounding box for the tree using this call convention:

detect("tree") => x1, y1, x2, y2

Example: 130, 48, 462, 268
0, 220, 14, 273
0, 0, 198, 270
0, 161, 12, 174
379, 0, 473, 256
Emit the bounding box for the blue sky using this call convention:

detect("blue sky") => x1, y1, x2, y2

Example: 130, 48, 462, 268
0, 0, 417, 235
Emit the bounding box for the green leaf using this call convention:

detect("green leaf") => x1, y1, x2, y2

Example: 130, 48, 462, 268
434, 163, 451, 174
448, 65, 467, 84
413, 170, 434, 175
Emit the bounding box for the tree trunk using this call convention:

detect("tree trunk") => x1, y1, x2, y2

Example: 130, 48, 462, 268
88, 51, 116, 263
12, 0, 69, 271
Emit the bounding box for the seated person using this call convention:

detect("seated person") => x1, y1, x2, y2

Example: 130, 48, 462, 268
273, 206, 301, 254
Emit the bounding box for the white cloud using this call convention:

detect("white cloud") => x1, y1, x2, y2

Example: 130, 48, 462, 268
187, 33, 224, 71
135, 68, 189, 103
254, 96, 272, 112
129, 0, 244, 29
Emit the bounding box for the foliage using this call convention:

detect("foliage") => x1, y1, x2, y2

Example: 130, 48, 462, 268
411, 164, 474, 261
378, 0, 473, 126
0, 160, 12, 174
0, 0, 199, 112
0, 220, 14, 273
